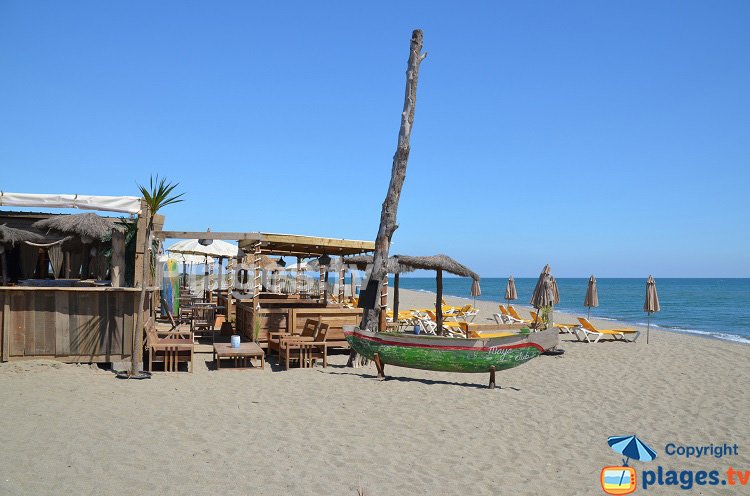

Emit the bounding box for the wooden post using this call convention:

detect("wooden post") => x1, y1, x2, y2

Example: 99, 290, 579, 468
358, 29, 426, 335
489, 366, 496, 389
111, 229, 125, 288
393, 273, 400, 318
131, 198, 150, 375
378, 276, 388, 332
339, 267, 345, 303
319, 265, 325, 304
373, 352, 385, 380
297, 257, 303, 295
436, 269, 443, 336
0, 249, 6, 286
64, 250, 71, 278
2, 292, 10, 361
252, 242, 261, 342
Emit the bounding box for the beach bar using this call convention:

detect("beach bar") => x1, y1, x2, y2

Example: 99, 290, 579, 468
0, 194, 160, 363
156, 230, 374, 348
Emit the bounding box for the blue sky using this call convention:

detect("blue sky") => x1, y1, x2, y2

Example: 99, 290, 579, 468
1, 1, 748, 277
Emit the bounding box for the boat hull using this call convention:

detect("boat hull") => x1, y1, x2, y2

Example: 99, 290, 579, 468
344, 327, 558, 373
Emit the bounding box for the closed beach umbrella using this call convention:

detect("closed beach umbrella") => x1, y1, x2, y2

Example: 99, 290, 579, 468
530, 265, 554, 329
504, 276, 517, 307
530, 264, 553, 309
643, 275, 660, 344
584, 275, 599, 319
471, 279, 481, 308
550, 276, 560, 305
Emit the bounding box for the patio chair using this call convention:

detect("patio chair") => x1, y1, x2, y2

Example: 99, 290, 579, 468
268, 318, 319, 357
576, 317, 640, 343
144, 318, 194, 373
426, 311, 465, 337
279, 321, 330, 370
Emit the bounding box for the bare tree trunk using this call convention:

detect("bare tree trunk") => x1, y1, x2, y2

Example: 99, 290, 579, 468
349, 29, 426, 366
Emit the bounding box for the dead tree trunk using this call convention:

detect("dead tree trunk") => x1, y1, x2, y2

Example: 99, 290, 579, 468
348, 29, 426, 365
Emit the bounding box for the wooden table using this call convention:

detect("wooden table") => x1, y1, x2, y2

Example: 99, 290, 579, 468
213, 342, 265, 370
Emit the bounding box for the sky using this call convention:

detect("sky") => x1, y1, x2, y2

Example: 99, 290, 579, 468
1, 1, 748, 277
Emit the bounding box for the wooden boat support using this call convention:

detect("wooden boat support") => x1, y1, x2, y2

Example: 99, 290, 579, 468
0, 287, 153, 363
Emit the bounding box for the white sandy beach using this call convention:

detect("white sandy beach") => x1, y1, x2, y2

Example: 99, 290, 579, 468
1, 288, 749, 495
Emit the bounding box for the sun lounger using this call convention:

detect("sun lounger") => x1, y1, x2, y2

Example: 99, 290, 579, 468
576, 317, 640, 343
529, 311, 580, 335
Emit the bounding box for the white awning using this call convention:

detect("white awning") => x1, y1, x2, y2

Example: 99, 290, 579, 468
0, 192, 142, 214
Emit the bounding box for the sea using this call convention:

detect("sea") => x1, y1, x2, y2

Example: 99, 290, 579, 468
391, 277, 750, 345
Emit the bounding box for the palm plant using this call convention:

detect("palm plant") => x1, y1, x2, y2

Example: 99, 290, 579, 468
130, 175, 184, 377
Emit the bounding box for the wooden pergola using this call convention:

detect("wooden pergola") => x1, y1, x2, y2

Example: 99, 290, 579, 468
155, 230, 374, 342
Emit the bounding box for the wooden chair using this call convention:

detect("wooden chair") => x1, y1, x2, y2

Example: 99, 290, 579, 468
280, 321, 329, 370
144, 318, 194, 373
268, 318, 319, 357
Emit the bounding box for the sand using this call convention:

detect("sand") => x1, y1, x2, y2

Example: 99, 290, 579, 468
1, 288, 749, 495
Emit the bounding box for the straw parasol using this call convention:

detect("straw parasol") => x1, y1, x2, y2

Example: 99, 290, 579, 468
393, 254, 480, 336
33, 213, 120, 242
33, 213, 120, 279
504, 276, 517, 308
0, 224, 42, 285
343, 255, 415, 317
643, 275, 660, 344
584, 275, 599, 319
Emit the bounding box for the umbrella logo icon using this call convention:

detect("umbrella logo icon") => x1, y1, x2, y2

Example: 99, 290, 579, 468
601, 435, 657, 495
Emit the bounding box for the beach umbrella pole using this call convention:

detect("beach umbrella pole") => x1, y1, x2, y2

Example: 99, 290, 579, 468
647, 312, 651, 344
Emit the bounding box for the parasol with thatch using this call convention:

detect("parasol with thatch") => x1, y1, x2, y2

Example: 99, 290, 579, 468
343, 255, 417, 319
0, 224, 42, 285
504, 276, 518, 308
643, 275, 660, 344
584, 275, 599, 319
33, 213, 119, 242
33, 213, 121, 279
393, 254, 480, 336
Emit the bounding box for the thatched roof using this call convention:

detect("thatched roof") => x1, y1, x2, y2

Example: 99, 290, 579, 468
342, 255, 415, 274
0, 224, 42, 246
392, 254, 479, 281
343, 254, 478, 280
33, 213, 121, 241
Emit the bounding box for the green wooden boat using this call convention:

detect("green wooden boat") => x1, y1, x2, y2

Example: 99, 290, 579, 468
344, 326, 559, 374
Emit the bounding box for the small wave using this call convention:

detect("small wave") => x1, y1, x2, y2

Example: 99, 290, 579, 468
659, 326, 750, 345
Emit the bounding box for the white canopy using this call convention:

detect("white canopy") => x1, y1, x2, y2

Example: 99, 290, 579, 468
159, 252, 214, 264
167, 239, 239, 259
0, 192, 142, 214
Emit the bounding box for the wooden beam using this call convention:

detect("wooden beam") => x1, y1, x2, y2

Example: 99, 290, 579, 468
155, 231, 262, 241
